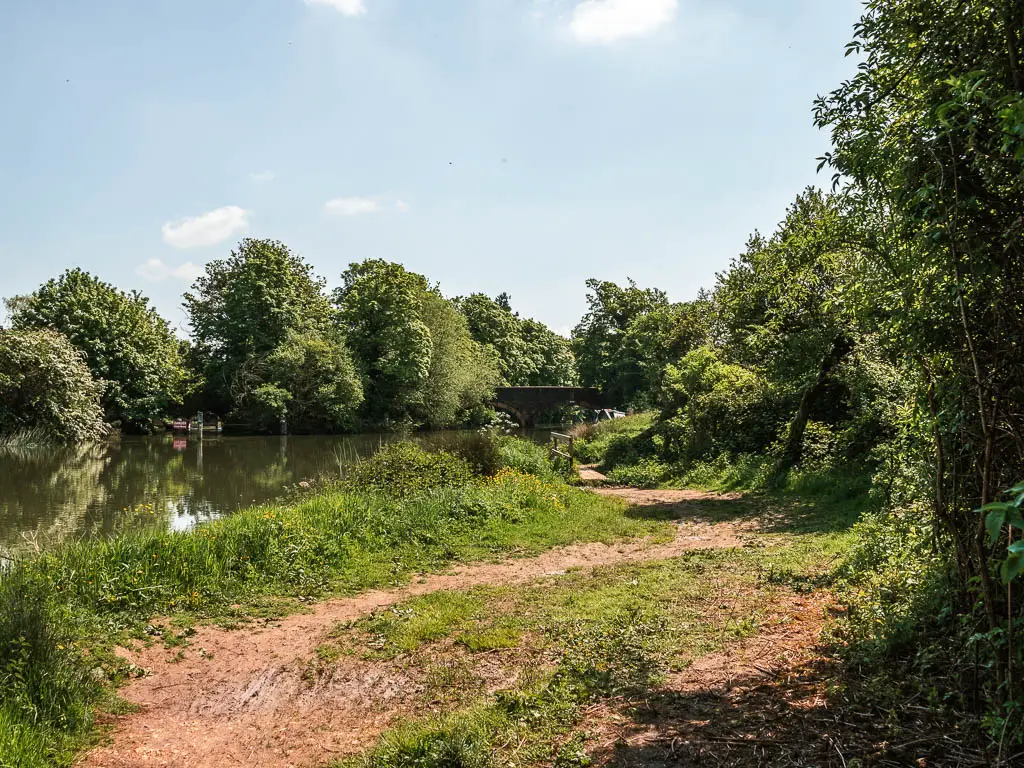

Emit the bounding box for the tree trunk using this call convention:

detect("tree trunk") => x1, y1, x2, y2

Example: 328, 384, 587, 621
773, 335, 853, 476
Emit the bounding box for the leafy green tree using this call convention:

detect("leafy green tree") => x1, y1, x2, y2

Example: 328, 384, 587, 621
7, 269, 186, 430
815, 0, 1024, 640
456, 293, 533, 385
713, 189, 861, 470
416, 293, 501, 428
0, 329, 107, 442
335, 261, 501, 427
572, 279, 669, 406
519, 318, 577, 386
333, 259, 434, 425
456, 293, 576, 386
184, 239, 336, 412
230, 329, 363, 433
655, 346, 776, 461
618, 298, 713, 404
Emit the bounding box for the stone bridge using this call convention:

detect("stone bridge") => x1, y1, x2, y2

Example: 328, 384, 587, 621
490, 386, 610, 427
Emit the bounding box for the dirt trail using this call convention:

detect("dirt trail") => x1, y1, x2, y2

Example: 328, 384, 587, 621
81, 489, 750, 768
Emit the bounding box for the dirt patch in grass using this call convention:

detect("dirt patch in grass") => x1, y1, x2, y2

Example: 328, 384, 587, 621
593, 487, 745, 506
582, 591, 981, 767
80, 494, 749, 768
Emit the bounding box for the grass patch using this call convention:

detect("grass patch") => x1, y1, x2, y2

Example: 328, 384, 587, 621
342, 608, 669, 768
572, 413, 655, 465
340, 538, 838, 666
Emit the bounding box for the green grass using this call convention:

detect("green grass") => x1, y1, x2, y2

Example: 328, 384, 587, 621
333, 456, 876, 768
342, 607, 671, 768
34, 469, 664, 630
572, 413, 655, 465
0, 443, 670, 768
345, 539, 835, 662
337, 531, 848, 768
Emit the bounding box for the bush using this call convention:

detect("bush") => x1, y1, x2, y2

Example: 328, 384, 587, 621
607, 460, 669, 489
345, 442, 474, 496
656, 347, 781, 461
573, 413, 655, 465
0, 329, 107, 443
8, 269, 187, 430
494, 437, 556, 480
230, 329, 364, 433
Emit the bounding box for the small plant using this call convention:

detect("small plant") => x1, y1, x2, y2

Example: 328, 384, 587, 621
494, 437, 556, 480
345, 442, 474, 496
558, 607, 668, 697
982, 480, 1024, 582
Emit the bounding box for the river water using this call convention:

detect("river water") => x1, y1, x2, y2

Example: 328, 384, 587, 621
0, 430, 550, 554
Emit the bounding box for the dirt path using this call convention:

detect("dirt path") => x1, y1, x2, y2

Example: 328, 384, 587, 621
81, 489, 751, 768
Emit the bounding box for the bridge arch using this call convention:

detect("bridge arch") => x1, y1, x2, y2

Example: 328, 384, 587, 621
487, 387, 611, 427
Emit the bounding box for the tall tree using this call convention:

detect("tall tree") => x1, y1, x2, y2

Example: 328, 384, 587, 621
572, 279, 669, 405
7, 269, 186, 430
519, 318, 577, 387
229, 329, 363, 433
184, 238, 336, 412
456, 293, 533, 385
713, 189, 860, 470
333, 260, 434, 425
416, 292, 501, 428
456, 293, 577, 386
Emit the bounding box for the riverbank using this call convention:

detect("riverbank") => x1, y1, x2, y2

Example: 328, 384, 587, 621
0, 428, 557, 554
77, 479, 933, 767
4, 435, 980, 766
0, 439, 667, 767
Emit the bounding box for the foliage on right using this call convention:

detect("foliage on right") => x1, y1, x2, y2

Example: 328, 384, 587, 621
814, 0, 1024, 713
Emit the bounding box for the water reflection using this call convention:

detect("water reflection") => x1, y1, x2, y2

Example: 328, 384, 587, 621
0, 431, 547, 554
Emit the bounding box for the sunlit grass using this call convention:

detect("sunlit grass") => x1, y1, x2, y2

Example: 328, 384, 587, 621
0, 443, 669, 767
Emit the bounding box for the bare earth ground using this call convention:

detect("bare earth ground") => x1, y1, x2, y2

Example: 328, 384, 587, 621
81, 488, 753, 768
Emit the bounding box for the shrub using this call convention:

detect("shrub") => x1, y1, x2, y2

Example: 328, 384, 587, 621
230, 329, 363, 433
8, 269, 187, 430
494, 437, 556, 480
606, 460, 669, 489
345, 442, 475, 496
0, 329, 107, 443
573, 413, 655, 465
656, 347, 780, 461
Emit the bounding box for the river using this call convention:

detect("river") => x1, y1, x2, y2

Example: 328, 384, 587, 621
0, 430, 551, 554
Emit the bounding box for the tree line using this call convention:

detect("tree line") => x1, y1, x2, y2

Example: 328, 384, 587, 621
0, 241, 576, 438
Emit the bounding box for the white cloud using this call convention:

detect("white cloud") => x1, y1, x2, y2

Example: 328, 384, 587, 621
304, 0, 367, 16
324, 196, 409, 216
161, 206, 251, 249
135, 258, 205, 283
249, 170, 275, 183
570, 0, 678, 43
325, 197, 381, 216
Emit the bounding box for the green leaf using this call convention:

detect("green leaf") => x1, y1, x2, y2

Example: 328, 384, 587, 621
1007, 541, 1024, 555
986, 508, 1008, 544
1009, 508, 1024, 530
1002, 554, 1024, 583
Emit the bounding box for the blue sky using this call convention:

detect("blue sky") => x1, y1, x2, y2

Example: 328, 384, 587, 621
0, 0, 863, 337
